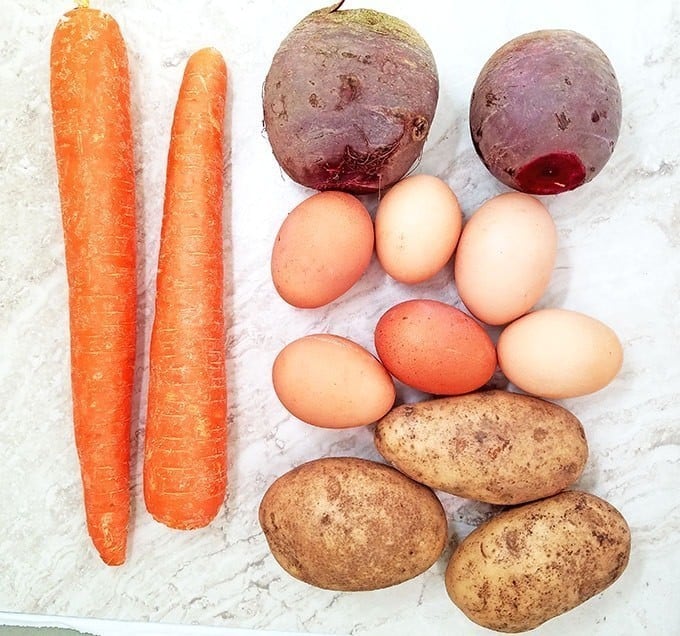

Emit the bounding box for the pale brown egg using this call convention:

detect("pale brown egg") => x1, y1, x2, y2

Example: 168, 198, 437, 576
497, 308, 623, 399
271, 191, 374, 308
272, 334, 396, 428
454, 192, 557, 325
375, 174, 462, 284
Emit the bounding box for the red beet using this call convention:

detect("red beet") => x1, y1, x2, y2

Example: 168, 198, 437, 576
470, 30, 622, 195
263, 2, 439, 194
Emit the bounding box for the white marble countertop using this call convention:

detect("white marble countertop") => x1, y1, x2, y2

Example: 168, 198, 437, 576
1, 0, 679, 634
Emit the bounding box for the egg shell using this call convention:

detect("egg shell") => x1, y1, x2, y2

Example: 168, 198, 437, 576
271, 191, 374, 308
374, 299, 497, 395
498, 308, 623, 399
258, 457, 448, 591
454, 192, 557, 326
272, 334, 396, 428
375, 174, 463, 284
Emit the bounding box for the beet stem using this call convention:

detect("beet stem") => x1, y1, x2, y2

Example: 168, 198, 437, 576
329, 0, 346, 13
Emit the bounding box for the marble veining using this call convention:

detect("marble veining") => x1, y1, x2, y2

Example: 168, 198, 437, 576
1, 0, 679, 634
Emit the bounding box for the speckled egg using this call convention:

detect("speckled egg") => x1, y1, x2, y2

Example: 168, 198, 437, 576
375, 174, 462, 284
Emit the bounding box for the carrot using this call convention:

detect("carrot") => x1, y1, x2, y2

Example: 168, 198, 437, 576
50, 2, 136, 565
143, 48, 228, 530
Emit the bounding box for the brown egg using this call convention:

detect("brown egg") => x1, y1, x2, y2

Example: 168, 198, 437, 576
454, 193, 557, 326
272, 334, 396, 428
374, 299, 497, 395
498, 308, 623, 398
271, 191, 374, 308
375, 174, 463, 284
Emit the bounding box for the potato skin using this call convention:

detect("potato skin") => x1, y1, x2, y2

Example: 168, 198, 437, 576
259, 457, 447, 591
446, 491, 631, 633
263, 6, 438, 194
374, 390, 588, 505
470, 29, 621, 195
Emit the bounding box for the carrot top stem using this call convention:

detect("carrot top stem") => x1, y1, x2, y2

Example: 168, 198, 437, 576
76, 0, 90, 8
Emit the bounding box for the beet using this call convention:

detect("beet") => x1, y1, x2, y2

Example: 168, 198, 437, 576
263, 2, 438, 194
469, 29, 622, 195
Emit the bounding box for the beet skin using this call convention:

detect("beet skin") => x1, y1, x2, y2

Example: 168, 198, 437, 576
470, 30, 622, 195
263, 4, 439, 194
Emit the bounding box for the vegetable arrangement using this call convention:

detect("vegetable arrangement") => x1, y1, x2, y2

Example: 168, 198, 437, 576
50, 2, 228, 563
50, 0, 631, 631
260, 2, 630, 633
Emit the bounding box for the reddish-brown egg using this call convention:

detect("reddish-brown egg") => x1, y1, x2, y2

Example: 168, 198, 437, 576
374, 299, 497, 395
271, 191, 374, 308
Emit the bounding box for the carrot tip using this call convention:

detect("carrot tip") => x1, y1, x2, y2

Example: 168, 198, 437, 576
93, 538, 126, 566
100, 553, 125, 566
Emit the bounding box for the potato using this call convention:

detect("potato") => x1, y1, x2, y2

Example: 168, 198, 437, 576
374, 390, 588, 505
446, 491, 631, 633
470, 30, 622, 195
259, 457, 447, 591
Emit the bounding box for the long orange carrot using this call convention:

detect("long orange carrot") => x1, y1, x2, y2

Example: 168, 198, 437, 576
144, 48, 228, 529
50, 3, 136, 565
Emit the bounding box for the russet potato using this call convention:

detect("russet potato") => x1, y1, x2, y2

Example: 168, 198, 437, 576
375, 390, 588, 505
259, 456, 448, 591
445, 490, 630, 632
